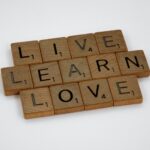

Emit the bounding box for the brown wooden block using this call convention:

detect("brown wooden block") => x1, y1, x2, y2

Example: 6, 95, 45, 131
20, 87, 54, 119
95, 30, 128, 53
1, 66, 33, 95
59, 58, 91, 83
87, 53, 120, 79
108, 75, 142, 106
11, 41, 42, 65
30, 62, 62, 88
39, 37, 71, 62
68, 33, 99, 58
116, 50, 150, 77
49, 83, 84, 114
79, 79, 113, 110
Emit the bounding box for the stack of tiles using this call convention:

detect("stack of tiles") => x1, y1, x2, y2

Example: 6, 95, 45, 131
1, 30, 150, 119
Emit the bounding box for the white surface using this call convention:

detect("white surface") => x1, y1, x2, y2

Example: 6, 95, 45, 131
0, 0, 150, 150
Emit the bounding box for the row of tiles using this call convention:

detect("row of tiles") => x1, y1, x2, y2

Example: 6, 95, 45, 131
20, 75, 142, 119
11, 30, 128, 66
1, 50, 150, 96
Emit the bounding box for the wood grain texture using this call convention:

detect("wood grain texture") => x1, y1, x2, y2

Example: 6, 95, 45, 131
11, 41, 42, 65
108, 75, 142, 106
79, 79, 113, 110
1, 30, 150, 119
68, 33, 99, 58
95, 30, 128, 53
1, 65, 33, 95
20, 87, 54, 119
59, 57, 91, 83
30, 62, 62, 88
50, 83, 84, 114
40, 37, 71, 62
87, 53, 120, 79
116, 50, 150, 77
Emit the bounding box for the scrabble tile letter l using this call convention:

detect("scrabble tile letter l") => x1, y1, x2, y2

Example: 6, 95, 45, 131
20, 87, 54, 119
1, 66, 33, 95
11, 41, 42, 65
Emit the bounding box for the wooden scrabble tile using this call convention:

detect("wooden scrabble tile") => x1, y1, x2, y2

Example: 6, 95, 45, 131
20, 87, 54, 119
108, 75, 142, 106
49, 83, 84, 114
39, 37, 71, 62
30, 62, 62, 88
59, 58, 91, 83
95, 30, 128, 53
87, 53, 120, 79
79, 79, 113, 110
68, 33, 99, 58
1, 66, 33, 95
11, 41, 42, 65
116, 50, 150, 77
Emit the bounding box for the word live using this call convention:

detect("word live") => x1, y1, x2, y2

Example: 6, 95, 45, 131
1, 30, 150, 119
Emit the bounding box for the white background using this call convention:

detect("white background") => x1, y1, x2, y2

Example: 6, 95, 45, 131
0, 0, 150, 150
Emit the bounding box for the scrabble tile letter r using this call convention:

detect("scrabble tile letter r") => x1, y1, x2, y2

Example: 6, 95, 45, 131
88, 53, 120, 79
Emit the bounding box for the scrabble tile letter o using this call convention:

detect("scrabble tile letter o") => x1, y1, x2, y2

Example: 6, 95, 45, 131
50, 83, 84, 114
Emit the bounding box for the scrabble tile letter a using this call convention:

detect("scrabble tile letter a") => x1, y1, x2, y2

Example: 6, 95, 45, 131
59, 58, 91, 83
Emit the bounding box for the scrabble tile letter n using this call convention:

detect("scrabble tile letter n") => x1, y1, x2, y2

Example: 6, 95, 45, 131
11, 41, 42, 65
1, 66, 33, 95
95, 30, 128, 53
117, 50, 150, 77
